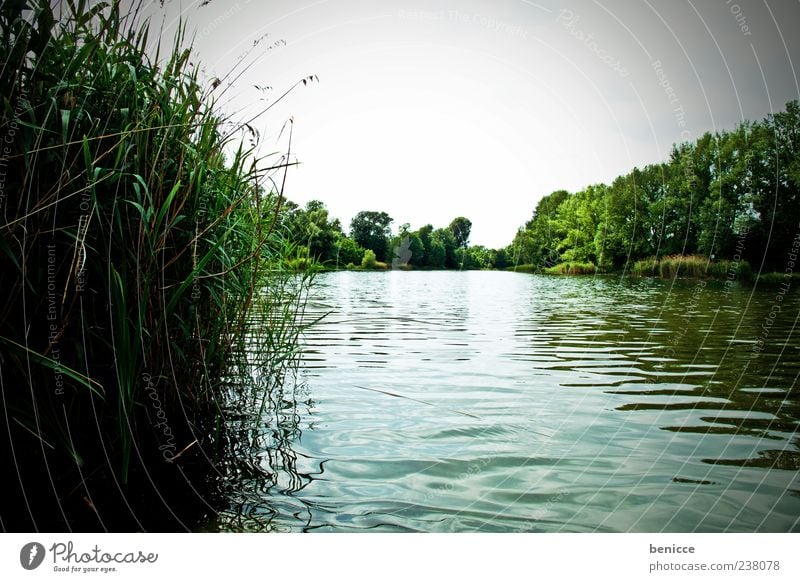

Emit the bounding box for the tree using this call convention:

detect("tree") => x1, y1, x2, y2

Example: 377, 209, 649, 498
350, 211, 393, 262
301, 200, 338, 261
334, 235, 365, 266
432, 228, 457, 268
415, 224, 435, 267
390, 231, 424, 267
493, 248, 510, 269
427, 237, 446, 268
465, 245, 494, 269
407, 233, 425, 266
509, 190, 569, 268
448, 216, 472, 249
279, 199, 341, 262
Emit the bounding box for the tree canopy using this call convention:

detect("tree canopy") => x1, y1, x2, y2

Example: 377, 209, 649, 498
350, 211, 393, 262
509, 101, 800, 273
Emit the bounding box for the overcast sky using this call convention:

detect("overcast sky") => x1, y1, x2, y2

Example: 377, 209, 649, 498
139, 0, 800, 248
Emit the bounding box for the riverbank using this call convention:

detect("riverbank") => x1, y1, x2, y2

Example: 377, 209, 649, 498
505, 254, 799, 284
308, 260, 798, 285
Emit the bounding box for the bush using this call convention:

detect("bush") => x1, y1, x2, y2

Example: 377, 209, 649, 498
362, 249, 378, 268
335, 236, 366, 266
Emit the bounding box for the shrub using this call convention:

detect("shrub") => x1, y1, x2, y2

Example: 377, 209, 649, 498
361, 249, 378, 268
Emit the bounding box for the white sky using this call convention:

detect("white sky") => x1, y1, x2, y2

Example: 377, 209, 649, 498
139, 0, 800, 248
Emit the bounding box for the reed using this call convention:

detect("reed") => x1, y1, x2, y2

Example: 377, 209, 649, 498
631, 255, 753, 281
506, 264, 540, 274
544, 261, 597, 275
630, 256, 660, 277
0, 1, 312, 530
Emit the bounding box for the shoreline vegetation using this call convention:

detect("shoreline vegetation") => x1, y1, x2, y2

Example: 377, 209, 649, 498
314, 258, 800, 285
280, 102, 799, 286
1, 1, 313, 530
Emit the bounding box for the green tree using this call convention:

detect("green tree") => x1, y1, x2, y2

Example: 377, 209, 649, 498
302, 200, 339, 261
334, 235, 365, 266
390, 231, 425, 267
510, 190, 569, 268
448, 216, 472, 249
350, 211, 393, 262
433, 228, 457, 268
415, 224, 435, 266
427, 237, 446, 268
493, 248, 510, 269
752, 102, 800, 269
279, 199, 342, 262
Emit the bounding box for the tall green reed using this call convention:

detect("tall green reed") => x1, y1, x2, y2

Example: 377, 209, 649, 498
0, 0, 314, 530
630, 254, 753, 281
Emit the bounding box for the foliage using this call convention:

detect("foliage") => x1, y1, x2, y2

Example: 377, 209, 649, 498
432, 228, 457, 268
278, 199, 344, 263
0, 0, 313, 529
361, 248, 378, 268
334, 234, 365, 266
544, 261, 596, 275
448, 216, 472, 248
350, 210, 393, 262
509, 102, 800, 275
631, 255, 753, 281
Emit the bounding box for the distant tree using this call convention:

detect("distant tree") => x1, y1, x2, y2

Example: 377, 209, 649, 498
350, 211, 393, 262
432, 228, 457, 268
415, 224, 435, 266
509, 190, 569, 268
493, 248, 510, 269
334, 235, 365, 266
466, 245, 495, 269
427, 237, 446, 268
407, 233, 425, 266
279, 199, 341, 262
302, 200, 339, 261
448, 216, 472, 249
390, 230, 424, 267
505, 101, 800, 272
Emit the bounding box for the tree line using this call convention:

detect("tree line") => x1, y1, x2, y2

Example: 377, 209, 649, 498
277, 202, 511, 269
281, 101, 799, 274
508, 101, 800, 273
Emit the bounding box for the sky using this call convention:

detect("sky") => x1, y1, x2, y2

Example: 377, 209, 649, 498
136, 0, 800, 248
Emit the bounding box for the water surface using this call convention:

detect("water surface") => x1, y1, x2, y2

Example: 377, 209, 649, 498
214, 271, 800, 532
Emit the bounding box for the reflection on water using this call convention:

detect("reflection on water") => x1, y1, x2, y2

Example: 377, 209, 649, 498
211, 271, 800, 532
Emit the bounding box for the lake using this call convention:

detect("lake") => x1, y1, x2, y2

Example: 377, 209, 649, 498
213, 270, 800, 532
